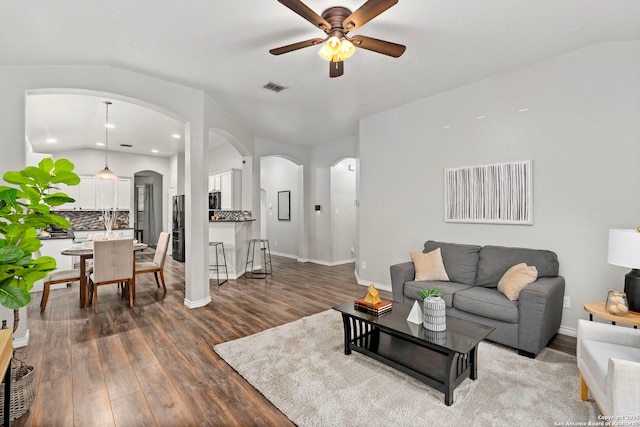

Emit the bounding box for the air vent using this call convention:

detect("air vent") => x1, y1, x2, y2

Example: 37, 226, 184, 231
120, 144, 133, 148
263, 82, 288, 93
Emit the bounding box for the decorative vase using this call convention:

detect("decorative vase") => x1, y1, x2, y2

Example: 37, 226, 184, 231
423, 295, 446, 332
605, 291, 629, 316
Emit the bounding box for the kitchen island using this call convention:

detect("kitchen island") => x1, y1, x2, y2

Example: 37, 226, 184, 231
208, 219, 255, 280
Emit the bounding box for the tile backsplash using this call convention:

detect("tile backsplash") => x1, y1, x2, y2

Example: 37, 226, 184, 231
53, 211, 131, 230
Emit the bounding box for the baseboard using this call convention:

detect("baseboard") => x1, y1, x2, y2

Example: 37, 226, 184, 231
303, 258, 356, 267
354, 270, 392, 293
183, 296, 211, 309
270, 250, 298, 260
13, 329, 29, 349
558, 325, 577, 337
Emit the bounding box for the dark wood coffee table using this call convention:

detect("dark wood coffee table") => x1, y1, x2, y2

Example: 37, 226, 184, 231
333, 301, 494, 405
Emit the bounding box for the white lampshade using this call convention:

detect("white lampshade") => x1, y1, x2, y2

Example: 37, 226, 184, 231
607, 229, 640, 269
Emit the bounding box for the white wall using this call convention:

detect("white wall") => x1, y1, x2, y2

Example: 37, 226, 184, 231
357, 41, 640, 335
260, 156, 299, 258
209, 143, 243, 174
331, 158, 357, 264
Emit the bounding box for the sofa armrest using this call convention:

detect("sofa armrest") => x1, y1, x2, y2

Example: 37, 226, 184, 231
608, 358, 640, 419
390, 261, 415, 303
517, 276, 565, 355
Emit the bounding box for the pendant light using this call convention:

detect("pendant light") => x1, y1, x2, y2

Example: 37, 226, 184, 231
95, 100, 118, 180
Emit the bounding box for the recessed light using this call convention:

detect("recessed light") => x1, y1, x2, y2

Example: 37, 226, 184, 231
46, 138, 57, 143
477, 115, 486, 120
172, 134, 181, 139
151, 149, 159, 153
442, 125, 451, 129
96, 142, 104, 146
518, 108, 529, 113
105, 123, 115, 129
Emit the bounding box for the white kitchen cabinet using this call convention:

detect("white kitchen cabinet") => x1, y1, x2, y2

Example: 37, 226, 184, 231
76, 176, 96, 209
218, 169, 241, 209
95, 177, 131, 210
116, 179, 132, 210
208, 174, 221, 192
52, 176, 95, 210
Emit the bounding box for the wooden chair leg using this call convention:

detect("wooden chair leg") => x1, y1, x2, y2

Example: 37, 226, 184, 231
159, 269, 167, 294
128, 280, 134, 308
93, 284, 99, 313
153, 272, 160, 288
40, 282, 51, 313
580, 372, 588, 401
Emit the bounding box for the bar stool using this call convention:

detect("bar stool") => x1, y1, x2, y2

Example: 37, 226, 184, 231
245, 239, 272, 279
209, 242, 228, 286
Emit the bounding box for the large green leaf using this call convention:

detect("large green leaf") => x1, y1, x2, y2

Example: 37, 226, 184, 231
53, 158, 75, 173
39, 158, 54, 174
2, 171, 29, 185
0, 283, 30, 309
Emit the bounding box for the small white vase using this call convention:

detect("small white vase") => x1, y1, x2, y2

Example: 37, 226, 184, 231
423, 295, 446, 332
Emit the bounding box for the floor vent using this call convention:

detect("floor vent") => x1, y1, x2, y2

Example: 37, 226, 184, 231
263, 82, 287, 93
120, 144, 133, 148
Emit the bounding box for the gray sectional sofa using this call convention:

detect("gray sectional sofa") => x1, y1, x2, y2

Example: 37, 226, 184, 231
390, 240, 565, 357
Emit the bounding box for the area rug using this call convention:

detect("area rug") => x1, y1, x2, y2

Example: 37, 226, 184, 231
214, 310, 598, 427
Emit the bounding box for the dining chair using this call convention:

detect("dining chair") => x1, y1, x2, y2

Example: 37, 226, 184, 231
135, 231, 170, 294
37, 248, 84, 313
88, 239, 134, 313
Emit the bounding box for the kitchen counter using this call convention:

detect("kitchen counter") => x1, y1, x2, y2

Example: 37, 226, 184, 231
209, 219, 255, 222
208, 221, 253, 279
37, 233, 74, 240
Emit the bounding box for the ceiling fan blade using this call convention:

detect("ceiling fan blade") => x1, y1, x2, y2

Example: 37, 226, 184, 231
351, 35, 406, 57
329, 60, 344, 78
269, 38, 325, 55
278, 0, 331, 32
342, 0, 398, 32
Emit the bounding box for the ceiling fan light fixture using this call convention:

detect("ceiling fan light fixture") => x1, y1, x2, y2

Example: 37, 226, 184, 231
319, 37, 355, 62
339, 39, 355, 59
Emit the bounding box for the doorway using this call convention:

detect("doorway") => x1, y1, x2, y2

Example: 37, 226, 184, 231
134, 171, 163, 247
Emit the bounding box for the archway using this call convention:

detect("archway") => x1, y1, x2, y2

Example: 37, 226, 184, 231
260, 156, 302, 259
330, 158, 357, 264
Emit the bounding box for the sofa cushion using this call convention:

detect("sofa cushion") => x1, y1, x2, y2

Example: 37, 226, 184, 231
410, 248, 449, 281
580, 339, 640, 393
453, 287, 519, 323
423, 241, 481, 286
497, 263, 538, 301
475, 245, 559, 288
404, 280, 471, 308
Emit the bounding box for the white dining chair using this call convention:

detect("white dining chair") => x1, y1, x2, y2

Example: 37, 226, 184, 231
88, 239, 134, 313
135, 231, 170, 294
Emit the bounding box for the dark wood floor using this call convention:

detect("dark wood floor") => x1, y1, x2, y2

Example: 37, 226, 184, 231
13, 252, 576, 426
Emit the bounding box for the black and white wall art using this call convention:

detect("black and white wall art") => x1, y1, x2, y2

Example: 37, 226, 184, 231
444, 160, 532, 225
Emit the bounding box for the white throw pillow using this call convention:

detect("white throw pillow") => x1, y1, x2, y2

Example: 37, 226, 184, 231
498, 263, 538, 301
410, 248, 450, 281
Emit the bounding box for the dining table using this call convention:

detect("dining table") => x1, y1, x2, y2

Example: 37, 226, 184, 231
61, 242, 148, 308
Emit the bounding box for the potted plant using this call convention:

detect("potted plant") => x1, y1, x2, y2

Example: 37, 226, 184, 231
0, 158, 79, 420
418, 287, 446, 332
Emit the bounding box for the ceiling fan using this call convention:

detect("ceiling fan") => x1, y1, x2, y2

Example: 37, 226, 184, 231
270, 0, 406, 78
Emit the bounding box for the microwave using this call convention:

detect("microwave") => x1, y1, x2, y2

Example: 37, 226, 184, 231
209, 191, 221, 209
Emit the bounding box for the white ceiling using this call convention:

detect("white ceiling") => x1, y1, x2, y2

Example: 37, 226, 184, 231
7, 0, 640, 157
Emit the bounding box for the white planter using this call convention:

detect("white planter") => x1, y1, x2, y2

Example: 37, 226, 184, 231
423, 295, 446, 332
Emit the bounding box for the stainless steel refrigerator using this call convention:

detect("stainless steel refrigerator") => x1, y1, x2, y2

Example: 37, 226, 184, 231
172, 195, 185, 262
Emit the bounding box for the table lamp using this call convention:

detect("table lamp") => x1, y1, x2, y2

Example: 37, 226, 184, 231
607, 229, 640, 313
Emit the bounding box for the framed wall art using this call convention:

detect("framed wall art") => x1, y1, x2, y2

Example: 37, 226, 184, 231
278, 190, 291, 221
444, 160, 532, 225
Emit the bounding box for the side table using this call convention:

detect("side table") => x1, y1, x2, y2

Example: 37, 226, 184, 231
583, 301, 640, 329
0, 329, 12, 426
